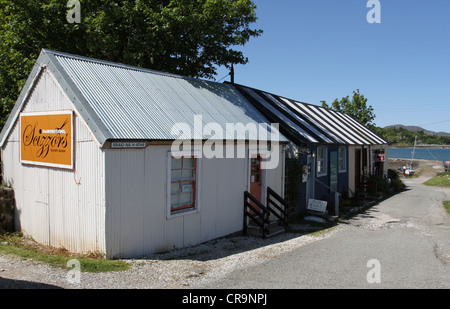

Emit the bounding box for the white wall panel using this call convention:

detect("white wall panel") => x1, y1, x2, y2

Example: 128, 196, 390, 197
105, 144, 285, 259
104, 148, 147, 258
1, 68, 105, 254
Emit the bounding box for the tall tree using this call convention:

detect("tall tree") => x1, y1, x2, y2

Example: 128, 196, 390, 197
0, 0, 262, 129
321, 89, 376, 128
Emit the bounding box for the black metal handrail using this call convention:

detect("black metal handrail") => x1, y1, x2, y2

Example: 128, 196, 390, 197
266, 187, 290, 228
243, 191, 271, 238
244, 188, 292, 238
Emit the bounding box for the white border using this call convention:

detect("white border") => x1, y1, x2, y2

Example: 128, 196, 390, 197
19, 110, 74, 170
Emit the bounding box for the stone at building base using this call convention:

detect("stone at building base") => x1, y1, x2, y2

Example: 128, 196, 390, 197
0, 186, 15, 234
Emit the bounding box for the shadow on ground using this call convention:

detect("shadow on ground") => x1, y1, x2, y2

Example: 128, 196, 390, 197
0, 276, 63, 289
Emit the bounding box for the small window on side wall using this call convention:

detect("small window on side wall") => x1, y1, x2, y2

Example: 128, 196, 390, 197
170, 156, 197, 215
317, 146, 327, 177
338, 147, 347, 173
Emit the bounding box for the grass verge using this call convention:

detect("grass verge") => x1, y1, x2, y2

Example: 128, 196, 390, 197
443, 201, 450, 215
424, 172, 450, 215
424, 172, 450, 187
0, 233, 130, 273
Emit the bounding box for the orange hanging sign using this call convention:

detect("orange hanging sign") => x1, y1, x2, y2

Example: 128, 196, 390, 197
20, 111, 73, 169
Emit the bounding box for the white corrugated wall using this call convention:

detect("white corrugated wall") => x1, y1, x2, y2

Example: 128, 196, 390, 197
104, 144, 284, 259
1, 68, 106, 254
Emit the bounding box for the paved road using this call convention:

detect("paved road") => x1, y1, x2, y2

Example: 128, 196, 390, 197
201, 178, 450, 289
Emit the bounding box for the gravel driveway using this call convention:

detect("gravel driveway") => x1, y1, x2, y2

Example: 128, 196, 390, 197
0, 225, 338, 289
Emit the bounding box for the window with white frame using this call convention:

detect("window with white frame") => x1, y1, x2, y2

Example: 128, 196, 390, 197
317, 146, 327, 176
338, 147, 347, 172
170, 156, 197, 214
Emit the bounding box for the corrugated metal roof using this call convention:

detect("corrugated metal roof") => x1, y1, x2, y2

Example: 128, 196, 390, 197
0, 49, 288, 147
234, 85, 387, 146
50, 50, 285, 143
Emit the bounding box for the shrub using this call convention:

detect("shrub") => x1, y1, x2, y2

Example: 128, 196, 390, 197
388, 169, 400, 180
367, 174, 390, 195
390, 178, 405, 192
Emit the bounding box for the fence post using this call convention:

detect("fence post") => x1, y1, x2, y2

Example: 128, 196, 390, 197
243, 192, 247, 236
335, 192, 339, 217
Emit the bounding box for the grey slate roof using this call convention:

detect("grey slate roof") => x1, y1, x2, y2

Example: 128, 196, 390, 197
0, 49, 286, 146
234, 85, 387, 146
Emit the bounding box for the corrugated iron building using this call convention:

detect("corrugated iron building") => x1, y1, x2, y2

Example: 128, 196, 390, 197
233, 84, 388, 215
0, 50, 287, 258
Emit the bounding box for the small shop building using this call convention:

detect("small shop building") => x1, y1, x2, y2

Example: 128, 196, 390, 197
233, 85, 388, 216
0, 49, 288, 258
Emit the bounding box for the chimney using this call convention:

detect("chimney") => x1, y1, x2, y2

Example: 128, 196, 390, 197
230, 64, 235, 84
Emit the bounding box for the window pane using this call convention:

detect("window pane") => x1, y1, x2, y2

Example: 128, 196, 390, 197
171, 157, 182, 170
171, 194, 180, 207
171, 170, 182, 182
181, 183, 193, 193
318, 148, 324, 159
171, 183, 180, 195
183, 157, 194, 168
339, 148, 346, 171
182, 169, 194, 181
179, 192, 192, 205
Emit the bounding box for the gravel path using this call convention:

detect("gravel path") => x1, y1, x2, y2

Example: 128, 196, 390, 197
0, 226, 338, 289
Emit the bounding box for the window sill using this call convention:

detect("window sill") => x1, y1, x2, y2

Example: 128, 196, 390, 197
167, 208, 198, 220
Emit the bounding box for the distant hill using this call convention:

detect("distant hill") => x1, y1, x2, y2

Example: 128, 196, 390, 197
374, 125, 450, 146
384, 125, 450, 137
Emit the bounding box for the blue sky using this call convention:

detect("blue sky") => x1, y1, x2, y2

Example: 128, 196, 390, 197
214, 0, 450, 133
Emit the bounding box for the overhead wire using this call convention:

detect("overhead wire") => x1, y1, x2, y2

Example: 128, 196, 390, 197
216, 73, 230, 83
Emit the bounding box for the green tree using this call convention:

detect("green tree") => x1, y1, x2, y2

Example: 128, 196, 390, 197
321, 89, 376, 128
0, 0, 262, 129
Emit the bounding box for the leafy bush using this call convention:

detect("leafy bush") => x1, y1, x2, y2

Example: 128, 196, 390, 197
390, 178, 405, 192
388, 169, 400, 180
367, 174, 390, 196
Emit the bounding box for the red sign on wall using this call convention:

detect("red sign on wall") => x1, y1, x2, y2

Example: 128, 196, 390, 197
374, 154, 385, 162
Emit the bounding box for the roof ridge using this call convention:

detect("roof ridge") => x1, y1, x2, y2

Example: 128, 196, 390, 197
42, 48, 209, 83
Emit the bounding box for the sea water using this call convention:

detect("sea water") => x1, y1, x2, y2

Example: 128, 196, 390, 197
388, 148, 450, 164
